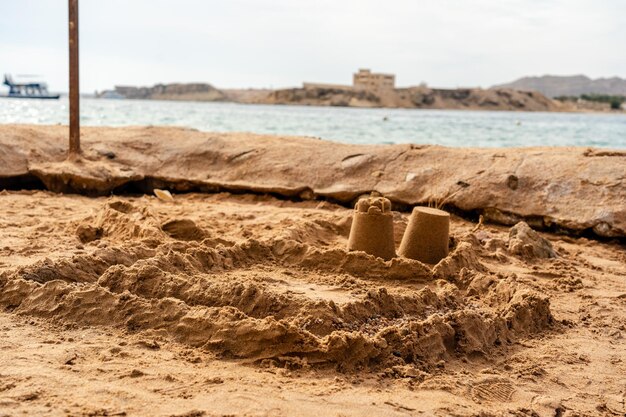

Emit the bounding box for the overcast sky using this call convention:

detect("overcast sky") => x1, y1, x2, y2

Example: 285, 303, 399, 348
1, 0, 624, 93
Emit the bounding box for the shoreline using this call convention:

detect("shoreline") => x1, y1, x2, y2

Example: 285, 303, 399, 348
92, 93, 626, 115
94, 82, 626, 114
6, 93, 626, 115
7, 93, 626, 114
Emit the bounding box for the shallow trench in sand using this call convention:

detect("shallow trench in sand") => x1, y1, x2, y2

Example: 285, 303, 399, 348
0, 190, 558, 373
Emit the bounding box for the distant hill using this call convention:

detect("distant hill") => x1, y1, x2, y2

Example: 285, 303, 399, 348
493, 75, 626, 97
265, 86, 560, 111
99, 82, 560, 111
97, 81, 623, 112
100, 83, 226, 101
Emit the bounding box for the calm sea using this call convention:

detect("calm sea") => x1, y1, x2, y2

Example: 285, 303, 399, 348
1, 97, 625, 148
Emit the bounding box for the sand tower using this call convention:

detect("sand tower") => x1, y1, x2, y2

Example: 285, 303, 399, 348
347, 196, 396, 260
399, 207, 450, 264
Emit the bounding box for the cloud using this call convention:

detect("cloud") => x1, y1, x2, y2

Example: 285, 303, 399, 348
1, 0, 624, 92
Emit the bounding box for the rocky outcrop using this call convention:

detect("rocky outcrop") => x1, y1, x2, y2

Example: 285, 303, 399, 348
508, 222, 558, 259
266, 87, 384, 108
100, 82, 560, 111
424, 88, 558, 111
0, 125, 624, 238
265, 86, 561, 111
102, 83, 226, 101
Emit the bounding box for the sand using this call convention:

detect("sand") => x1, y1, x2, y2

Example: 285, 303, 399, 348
1, 189, 625, 416
1, 125, 625, 415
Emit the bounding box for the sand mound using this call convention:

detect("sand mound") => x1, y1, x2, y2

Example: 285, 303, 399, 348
0, 198, 555, 371
74, 199, 164, 242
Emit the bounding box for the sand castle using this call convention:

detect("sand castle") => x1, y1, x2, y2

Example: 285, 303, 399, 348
347, 196, 396, 260
399, 206, 450, 264
348, 196, 450, 264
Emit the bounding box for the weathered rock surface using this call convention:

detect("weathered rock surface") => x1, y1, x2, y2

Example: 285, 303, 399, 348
0, 124, 624, 237
508, 222, 558, 259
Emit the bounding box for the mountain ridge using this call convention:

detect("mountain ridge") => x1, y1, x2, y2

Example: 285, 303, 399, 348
493, 75, 626, 97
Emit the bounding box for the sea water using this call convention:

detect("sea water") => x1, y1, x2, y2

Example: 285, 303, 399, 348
1, 97, 625, 148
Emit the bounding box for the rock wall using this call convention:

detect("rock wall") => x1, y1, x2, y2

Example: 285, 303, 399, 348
0, 125, 624, 238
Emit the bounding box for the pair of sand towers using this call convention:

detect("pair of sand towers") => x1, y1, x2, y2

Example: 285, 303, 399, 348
347, 195, 450, 264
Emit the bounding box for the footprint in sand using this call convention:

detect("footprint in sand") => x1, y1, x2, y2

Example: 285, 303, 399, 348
470, 378, 516, 403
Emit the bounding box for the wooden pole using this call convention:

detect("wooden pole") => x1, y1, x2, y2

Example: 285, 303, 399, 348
68, 0, 80, 155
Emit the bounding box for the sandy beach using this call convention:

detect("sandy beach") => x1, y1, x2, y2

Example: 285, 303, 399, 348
1, 125, 625, 416
4, 0, 626, 414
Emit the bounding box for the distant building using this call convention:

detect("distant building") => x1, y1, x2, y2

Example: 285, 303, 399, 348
302, 82, 353, 91
303, 69, 396, 92
353, 69, 395, 92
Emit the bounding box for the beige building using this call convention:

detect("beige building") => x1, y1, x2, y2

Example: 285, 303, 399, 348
303, 69, 396, 92
353, 69, 395, 91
